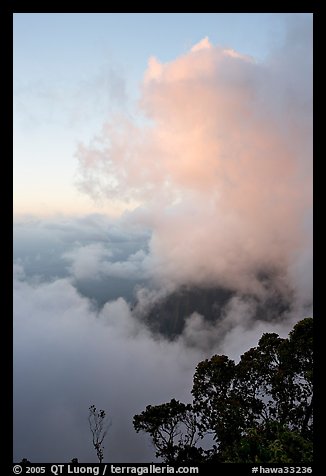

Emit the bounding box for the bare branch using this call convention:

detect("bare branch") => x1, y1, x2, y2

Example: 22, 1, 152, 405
88, 405, 111, 463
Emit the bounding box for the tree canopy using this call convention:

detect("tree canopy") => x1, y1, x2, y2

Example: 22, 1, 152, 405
133, 318, 313, 463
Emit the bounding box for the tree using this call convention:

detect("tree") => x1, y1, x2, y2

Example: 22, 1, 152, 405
133, 318, 313, 463
88, 405, 111, 463
133, 399, 203, 462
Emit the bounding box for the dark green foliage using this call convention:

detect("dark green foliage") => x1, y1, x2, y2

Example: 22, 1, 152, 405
223, 422, 313, 463
133, 318, 313, 463
133, 399, 202, 462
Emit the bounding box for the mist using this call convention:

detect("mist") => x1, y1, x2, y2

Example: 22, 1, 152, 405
13, 15, 312, 463
13, 250, 298, 462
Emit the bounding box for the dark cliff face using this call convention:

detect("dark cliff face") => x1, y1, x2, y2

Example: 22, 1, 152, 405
134, 281, 293, 340
141, 286, 233, 338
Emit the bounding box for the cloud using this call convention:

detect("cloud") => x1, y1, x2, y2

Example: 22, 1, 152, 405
14, 16, 313, 463
14, 214, 152, 306
63, 243, 113, 280
64, 245, 149, 282
13, 264, 297, 462
76, 17, 312, 307
13, 267, 203, 462
14, 214, 150, 277
179, 294, 297, 358
191, 37, 212, 52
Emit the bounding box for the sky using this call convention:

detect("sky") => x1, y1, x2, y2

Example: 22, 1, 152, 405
14, 12, 291, 217
13, 13, 313, 463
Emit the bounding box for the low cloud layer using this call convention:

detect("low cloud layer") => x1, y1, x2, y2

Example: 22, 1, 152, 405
13, 214, 306, 462
13, 260, 297, 462
13, 215, 151, 303
13, 263, 195, 462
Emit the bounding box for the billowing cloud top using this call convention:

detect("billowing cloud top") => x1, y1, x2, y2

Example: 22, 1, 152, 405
76, 22, 312, 298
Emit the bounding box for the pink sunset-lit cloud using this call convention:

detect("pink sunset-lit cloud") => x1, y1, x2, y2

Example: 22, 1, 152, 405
76, 26, 312, 298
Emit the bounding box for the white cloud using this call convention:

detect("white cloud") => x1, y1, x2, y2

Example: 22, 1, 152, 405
14, 259, 306, 462
76, 18, 312, 308
63, 243, 113, 280
13, 268, 199, 462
